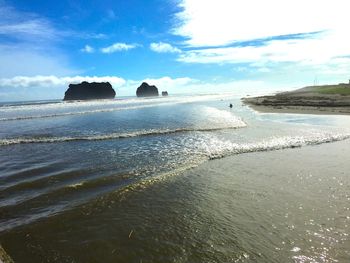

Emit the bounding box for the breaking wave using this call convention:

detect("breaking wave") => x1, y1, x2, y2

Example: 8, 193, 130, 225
0, 94, 230, 121
0, 103, 173, 121
206, 132, 350, 160
0, 125, 247, 146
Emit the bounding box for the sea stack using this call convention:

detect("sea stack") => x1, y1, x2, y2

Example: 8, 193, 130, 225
136, 82, 159, 97
63, 81, 116, 101
162, 91, 168, 96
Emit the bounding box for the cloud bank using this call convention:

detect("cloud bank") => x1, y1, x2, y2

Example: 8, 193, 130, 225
0, 73, 280, 102
174, 0, 349, 47
0, 76, 126, 88
0, 75, 200, 101
173, 0, 350, 72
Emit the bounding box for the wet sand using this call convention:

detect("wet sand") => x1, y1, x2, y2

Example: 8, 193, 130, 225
243, 103, 350, 115
1, 139, 350, 262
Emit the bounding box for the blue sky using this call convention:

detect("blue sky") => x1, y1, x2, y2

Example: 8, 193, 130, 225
1, 0, 350, 101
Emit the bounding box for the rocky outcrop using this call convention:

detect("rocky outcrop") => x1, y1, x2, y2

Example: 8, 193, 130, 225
136, 82, 159, 97
63, 81, 116, 101
162, 91, 168, 96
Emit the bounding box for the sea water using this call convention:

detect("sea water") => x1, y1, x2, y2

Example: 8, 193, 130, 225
0, 94, 349, 262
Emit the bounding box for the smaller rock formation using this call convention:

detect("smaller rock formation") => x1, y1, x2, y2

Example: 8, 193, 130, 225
136, 82, 159, 97
64, 81, 116, 101
162, 91, 168, 96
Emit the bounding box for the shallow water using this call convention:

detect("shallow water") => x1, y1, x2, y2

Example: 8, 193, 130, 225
0, 94, 349, 262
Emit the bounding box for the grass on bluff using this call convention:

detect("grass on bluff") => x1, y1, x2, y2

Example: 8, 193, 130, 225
314, 84, 350, 95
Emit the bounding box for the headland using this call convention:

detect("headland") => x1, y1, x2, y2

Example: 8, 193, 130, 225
243, 83, 350, 115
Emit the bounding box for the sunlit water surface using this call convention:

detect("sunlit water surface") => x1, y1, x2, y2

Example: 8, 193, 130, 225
0, 94, 349, 262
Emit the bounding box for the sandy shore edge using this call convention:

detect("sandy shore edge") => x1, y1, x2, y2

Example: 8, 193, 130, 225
243, 102, 350, 115
242, 90, 350, 115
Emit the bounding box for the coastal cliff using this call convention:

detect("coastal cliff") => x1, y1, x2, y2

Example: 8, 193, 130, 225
64, 81, 116, 101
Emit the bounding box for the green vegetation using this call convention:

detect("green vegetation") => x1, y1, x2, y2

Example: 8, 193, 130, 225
314, 84, 350, 95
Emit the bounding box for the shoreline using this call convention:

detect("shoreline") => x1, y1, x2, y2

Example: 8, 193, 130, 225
242, 83, 350, 115
244, 103, 350, 115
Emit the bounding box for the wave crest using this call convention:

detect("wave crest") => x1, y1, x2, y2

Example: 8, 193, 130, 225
207, 133, 350, 160
0, 125, 247, 146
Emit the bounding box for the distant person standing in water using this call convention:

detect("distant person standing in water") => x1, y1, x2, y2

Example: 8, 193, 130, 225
229, 103, 233, 108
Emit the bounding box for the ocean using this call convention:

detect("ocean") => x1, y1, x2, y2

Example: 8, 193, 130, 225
0, 94, 349, 262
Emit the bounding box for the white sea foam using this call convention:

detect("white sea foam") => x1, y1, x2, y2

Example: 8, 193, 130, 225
0, 94, 230, 121
205, 132, 350, 160
0, 124, 246, 146
0, 103, 162, 121
1, 123, 349, 163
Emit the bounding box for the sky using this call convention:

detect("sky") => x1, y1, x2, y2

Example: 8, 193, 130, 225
1, 0, 350, 101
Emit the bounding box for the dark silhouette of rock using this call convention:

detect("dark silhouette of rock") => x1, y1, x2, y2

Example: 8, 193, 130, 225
63, 81, 116, 100
162, 91, 168, 96
229, 103, 233, 108
136, 82, 159, 97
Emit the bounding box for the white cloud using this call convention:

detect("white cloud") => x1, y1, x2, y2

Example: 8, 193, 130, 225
101, 43, 138, 53
0, 19, 57, 40
178, 30, 350, 67
0, 75, 195, 95
172, 0, 350, 74
0, 75, 126, 88
150, 42, 181, 53
120, 77, 196, 95
174, 0, 349, 47
80, 45, 95, 53
0, 3, 59, 41
81, 33, 107, 39
0, 75, 199, 100
126, 78, 280, 97
183, 80, 277, 96
0, 75, 127, 101
0, 74, 309, 101
313, 57, 350, 75
172, 0, 350, 75
140, 76, 194, 87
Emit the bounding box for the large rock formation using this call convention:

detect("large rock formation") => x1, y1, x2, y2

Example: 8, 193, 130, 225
136, 82, 159, 97
64, 81, 116, 100
162, 91, 168, 96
